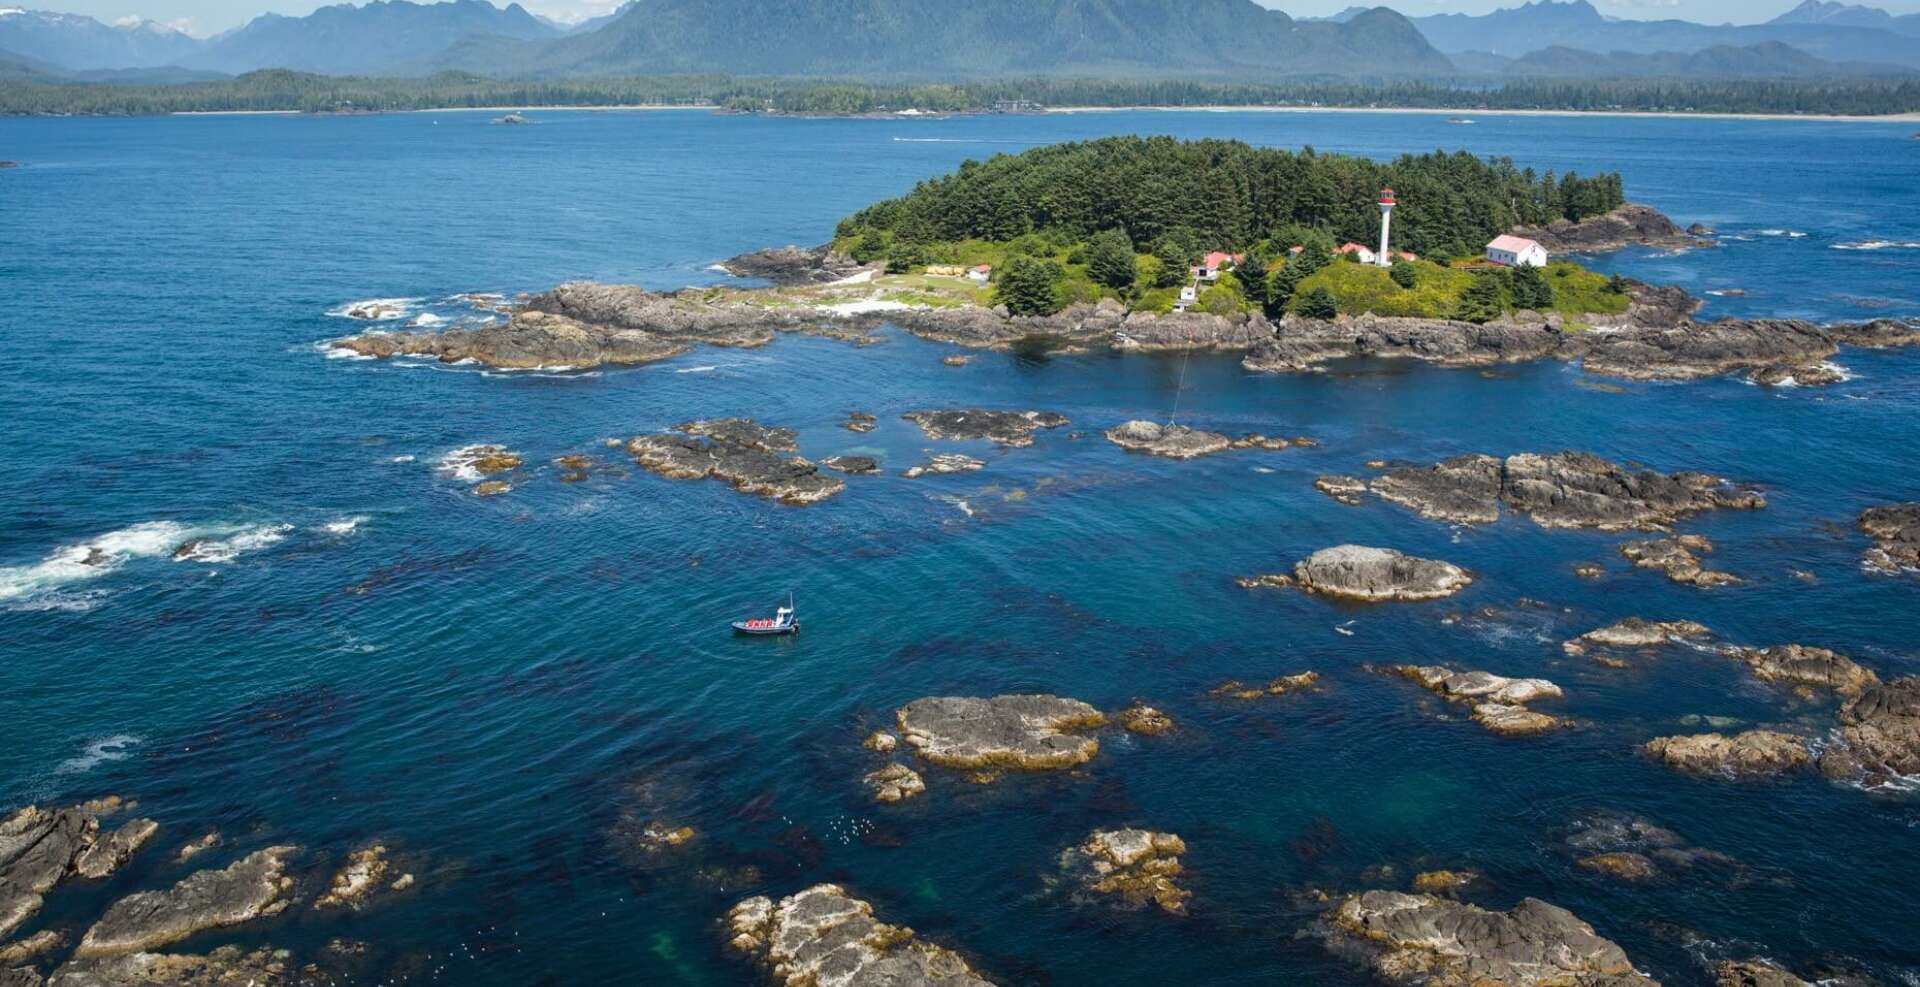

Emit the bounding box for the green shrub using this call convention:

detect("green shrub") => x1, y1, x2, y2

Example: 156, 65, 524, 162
995, 256, 1065, 316
1297, 286, 1338, 320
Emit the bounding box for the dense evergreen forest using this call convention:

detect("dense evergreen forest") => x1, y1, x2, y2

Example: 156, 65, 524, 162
839, 136, 1624, 262
2, 70, 1918, 117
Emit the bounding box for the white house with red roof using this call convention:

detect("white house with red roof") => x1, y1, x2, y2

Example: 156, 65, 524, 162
966, 264, 992, 284
1485, 235, 1548, 268
1337, 242, 1377, 265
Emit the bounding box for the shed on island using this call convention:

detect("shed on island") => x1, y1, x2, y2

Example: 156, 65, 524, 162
1337, 242, 1377, 264
1485, 234, 1548, 267
966, 264, 992, 283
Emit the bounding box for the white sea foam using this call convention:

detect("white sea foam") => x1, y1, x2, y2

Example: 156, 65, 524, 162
322, 515, 370, 536
328, 297, 422, 321
0, 520, 197, 602
170, 523, 293, 563
1832, 240, 1920, 251
1753, 229, 1808, 238
819, 298, 914, 315
5, 590, 107, 613
322, 343, 375, 360
55, 734, 141, 775
389, 454, 417, 463
675, 365, 720, 374
935, 495, 975, 518
440, 444, 516, 483
410, 312, 444, 327
1251, 466, 1275, 474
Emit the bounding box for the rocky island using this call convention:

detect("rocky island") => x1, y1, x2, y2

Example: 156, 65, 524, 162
627, 418, 844, 505
1313, 891, 1659, 987
726, 884, 995, 987
1240, 545, 1471, 602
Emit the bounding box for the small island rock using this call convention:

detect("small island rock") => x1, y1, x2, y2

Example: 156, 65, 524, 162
1057, 829, 1189, 914
1816, 676, 1920, 786
1243, 546, 1470, 602
863, 764, 926, 804
896, 695, 1106, 772
1314, 891, 1659, 987
1563, 618, 1711, 657
1619, 535, 1740, 587
726, 884, 995, 986
1644, 730, 1809, 779
901, 409, 1067, 447
629, 419, 843, 505
1858, 503, 1919, 574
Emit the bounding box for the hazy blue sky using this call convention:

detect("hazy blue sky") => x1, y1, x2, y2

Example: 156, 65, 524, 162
29, 0, 1920, 38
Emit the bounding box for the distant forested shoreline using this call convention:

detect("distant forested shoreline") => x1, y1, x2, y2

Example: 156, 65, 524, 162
2, 71, 1918, 118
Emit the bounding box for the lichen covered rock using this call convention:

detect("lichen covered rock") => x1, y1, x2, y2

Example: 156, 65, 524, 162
1644, 731, 1809, 779
1314, 890, 1659, 987
726, 884, 995, 986
47, 945, 290, 987
1722, 644, 1878, 697
896, 696, 1105, 774
1242, 545, 1470, 602
1116, 703, 1174, 736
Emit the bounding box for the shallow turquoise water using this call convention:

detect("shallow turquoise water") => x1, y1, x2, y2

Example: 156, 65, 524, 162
1, 109, 1917, 985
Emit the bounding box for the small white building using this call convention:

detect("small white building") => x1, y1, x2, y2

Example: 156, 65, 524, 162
966, 264, 992, 284
1175, 284, 1198, 311
1337, 242, 1376, 265
1485, 235, 1548, 268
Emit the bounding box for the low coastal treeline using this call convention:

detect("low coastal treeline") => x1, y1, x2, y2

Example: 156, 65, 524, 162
3, 70, 1920, 117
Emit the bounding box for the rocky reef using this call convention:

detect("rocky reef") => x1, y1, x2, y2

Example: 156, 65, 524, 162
895, 695, 1105, 775
1212, 671, 1321, 700
1619, 535, 1741, 587
901, 454, 984, 479
901, 410, 1068, 447
1858, 503, 1919, 574
1564, 812, 1732, 884
46, 946, 292, 987
1055, 829, 1189, 914
720, 244, 869, 285
1103, 420, 1307, 459
1722, 644, 1878, 698
1240, 545, 1471, 602
1643, 730, 1810, 779
2, 803, 157, 942
863, 763, 926, 804
1387, 666, 1566, 736
1817, 677, 1920, 786
1562, 618, 1712, 659
313, 845, 412, 911
74, 847, 296, 957
726, 884, 995, 987
1313, 891, 1659, 987
1333, 452, 1762, 531
628, 419, 844, 505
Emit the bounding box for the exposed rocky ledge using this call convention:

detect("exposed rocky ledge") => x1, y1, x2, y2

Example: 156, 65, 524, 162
1513, 202, 1706, 255
1055, 829, 1189, 914
895, 695, 1106, 775
1713, 960, 1813, 987
726, 884, 995, 987
719, 244, 869, 285
1817, 677, 1920, 786
1562, 618, 1712, 659
1386, 665, 1566, 736
1331, 452, 1762, 531
313, 845, 412, 911
1722, 644, 1878, 698
863, 763, 926, 804
1239, 545, 1470, 602
74, 847, 297, 957
1620, 535, 1740, 587
1313, 890, 1659, 987
1212, 671, 1321, 700
1858, 503, 1919, 574
902, 410, 1067, 447
628, 419, 843, 505
1104, 420, 1308, 459
1643, 730, 1810, 779
47, 946, 290, 987
2, 803, 157, 942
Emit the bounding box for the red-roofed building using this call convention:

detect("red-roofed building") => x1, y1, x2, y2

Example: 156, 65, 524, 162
1485, 235, 1547, 268
1336, 242, 1377, 265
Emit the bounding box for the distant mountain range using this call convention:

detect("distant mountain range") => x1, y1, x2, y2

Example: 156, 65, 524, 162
3, 0, 1918, 83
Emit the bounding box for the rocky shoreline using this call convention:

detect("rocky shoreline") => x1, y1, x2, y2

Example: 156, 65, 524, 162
326, 259, 1919, 388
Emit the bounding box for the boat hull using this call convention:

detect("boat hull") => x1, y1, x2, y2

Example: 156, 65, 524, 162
732, 621, 799, 636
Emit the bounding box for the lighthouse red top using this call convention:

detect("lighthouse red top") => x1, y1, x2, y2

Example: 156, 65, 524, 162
1379, 187, 1396, 206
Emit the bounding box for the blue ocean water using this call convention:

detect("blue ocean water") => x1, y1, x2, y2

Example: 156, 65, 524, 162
1, 109, 1917, 985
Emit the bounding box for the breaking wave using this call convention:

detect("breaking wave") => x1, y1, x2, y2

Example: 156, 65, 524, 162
171, 523, 293, 563
0, 519, 293, 605
328, 297, 422, 321
55, 734, 141, 775
1832, 240, 1920, 251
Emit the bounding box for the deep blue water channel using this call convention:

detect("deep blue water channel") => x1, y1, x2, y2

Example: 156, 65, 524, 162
0, 108, 1917, 985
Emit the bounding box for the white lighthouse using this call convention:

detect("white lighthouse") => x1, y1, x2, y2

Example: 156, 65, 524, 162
1376, 186, 1395, 267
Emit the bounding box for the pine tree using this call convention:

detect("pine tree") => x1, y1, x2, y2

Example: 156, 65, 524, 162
1453, 271, 1506, 324
1297, 286, 1339, 320
994, 256, 1064, 316
1085, 229, 1137, 291
1509, 263, 1553, 310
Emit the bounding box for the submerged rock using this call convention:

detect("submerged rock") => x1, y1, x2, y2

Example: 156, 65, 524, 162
1212, 671, 1321, 700
1409, 870, 1479, 895
75, 847, 297, 957
1722, 645, 1878, 698
726, 884, 995, 986
1314, 891, 1659, 987
1619, 535, 1741, 587
1345, 452, 1763, 531
1563, 618, 1712, 657
895, 695, 1106, 773
1388, 665, 1566, 736
629, 419, 843, 505
902, 454, 984, 479
1565, 812, 1731, 880
841, 411, 878, 434
48, 946, 290, 987
901, 410, 1067, 447
314, 845, 409, 911
1643, 730, 1809, 779
1817, 676, 1920, 786
1241, 545, 1471, 602
1858, 503, 1920, 574
863, 764, 926, 804
1057, 829, 1189, 914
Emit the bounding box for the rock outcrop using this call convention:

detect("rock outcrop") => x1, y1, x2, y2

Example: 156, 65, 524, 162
902, 454, 984, 479
902, 410, 1067, 447
895, 695, 1106, 774
721, 245, 869, 285
2, 803, 157, 941
1116, 704, 1174, 736
1342, 452, 1762, 531
314, 845, 410, 911
820, 455, 879, 475
1858, 503, 1919, 574
47, 946, 291, 987
1713, 960, 1812, 987
1562, 619, 1711, 658
1514, 203, 1704, 254
75, 847, 297, 957
1314, 891, 1659, 987
726, 884, 995, 987
1056, 829, 1189, 914
1643, 731, 1809, 778
1241, 546, 1470, 602
863, 764, 926, 804
1816, 677, 1920, 786
1721, 645, 1878, 698
1388, 665, 1566, 736
628, 419, 843, 505
1619, 535, 1740, 587
1212, 671, 1321, 700
1105, 421, 1308, 459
